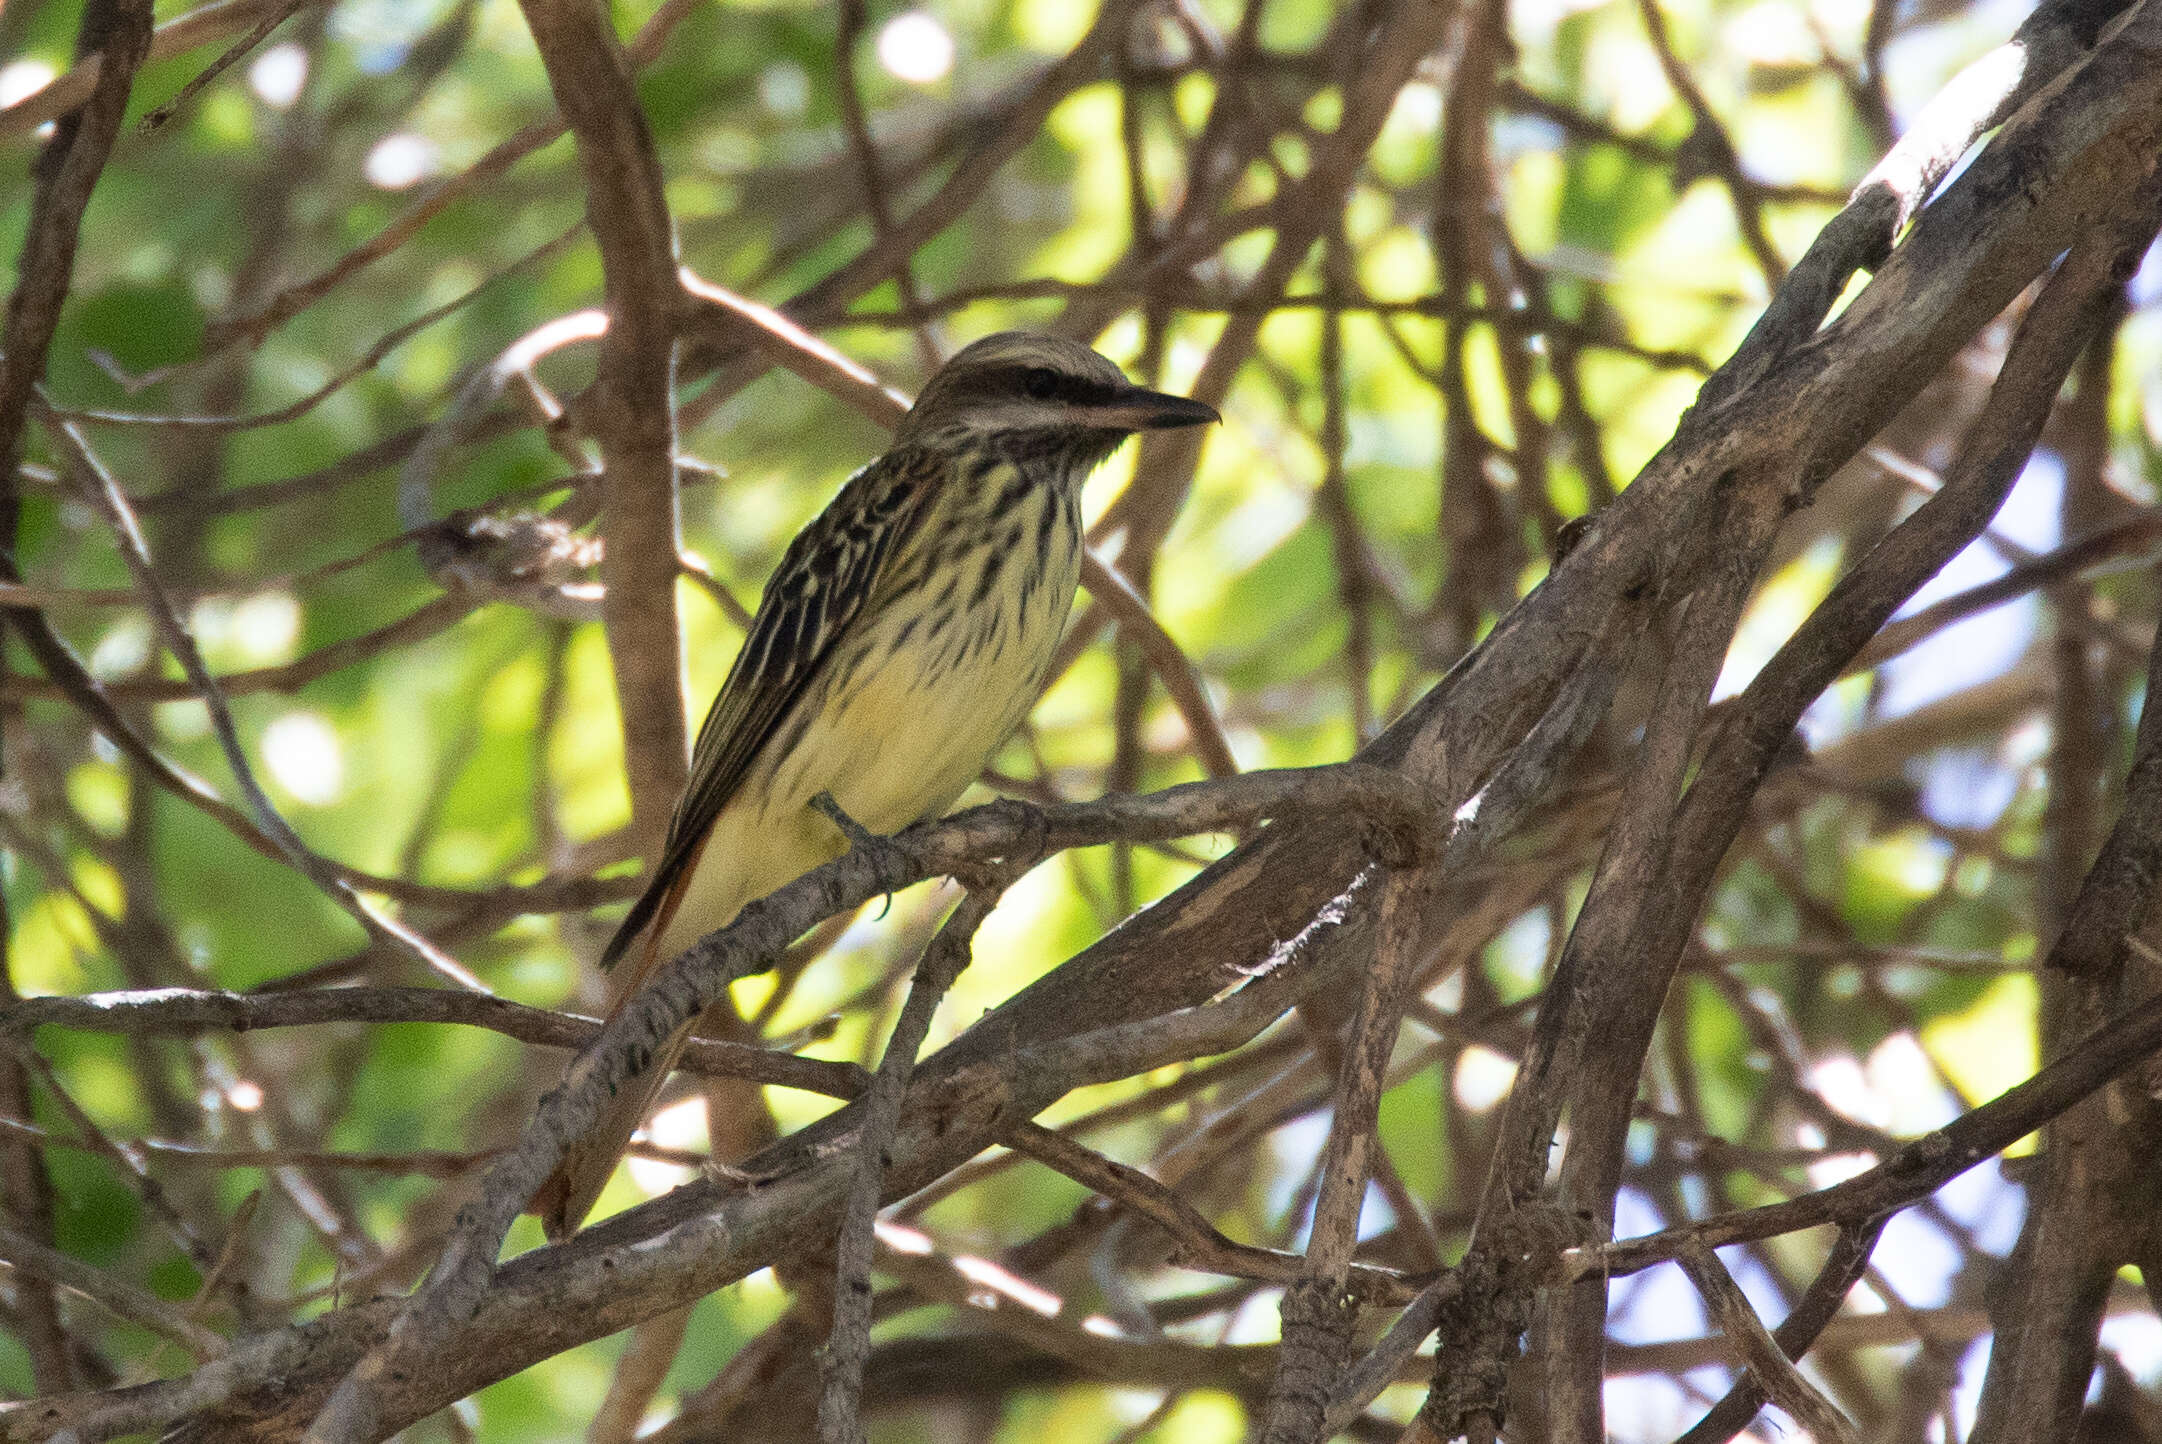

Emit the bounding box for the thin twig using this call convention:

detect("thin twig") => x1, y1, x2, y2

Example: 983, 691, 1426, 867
819, 884, 1003, 1444
1676, 1241, 1859, 1444
0, 1224, 227, 1361
42, 402, 487, 992
1006, 1120, 1430, 1304
136, 0, 307, 132
6, 985, 868, 1098
1260, 863, 1433, 1443
5, 1040, 214, 1268
1081, 550, 1241, 779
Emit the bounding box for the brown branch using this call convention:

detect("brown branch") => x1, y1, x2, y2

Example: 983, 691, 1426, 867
44, 405, 486, 992
1636, 0, 1787, 286
2, 591, 478, 705
1097, 0, 1454, 569
1675, 1241, 1859, 1444
1672, 1219, 1887, 1444
4, 985, 867, 1098
820, 882, 1002, 1444
586, 1308, 690, 1444
0, 1117, 492, 1180
0, 943, 72, 1395
1315, 276, 1378, 743
295, 763, 1442, 1442
59, 224, 584, 436
860, 1226, 1279, 1398
0, 1225, 228, 1362
1968, 385, 2162, 1436
0, 0, 279, 138
133, 0, 306, 133
675, 550, 757, 632
1527, 192, 2153, 1442
1520, 465, 1793, 1443
1574, 976, 2162, 1276
857, 278, 1719, 374
395, 312, 612, 620
1701, 0, 2134, 409
1261, 864, 1436, 1443
674, 0, 1141, 430
0, 0, 154, 580
1004, 1121, 1430, 1304
205, 1, 699, 349
1080, 551, 1241, 779
1495, 77, 1848, 205
1848, 510, 2162, 675
5, 1040, 214, 1269
832, 0, 939, 375
676, 271, 911, 426
511, 0, 689, 862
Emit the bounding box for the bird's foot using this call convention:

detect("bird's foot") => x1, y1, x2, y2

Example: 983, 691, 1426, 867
811, 791, 901, 919
810, 790, 879, 849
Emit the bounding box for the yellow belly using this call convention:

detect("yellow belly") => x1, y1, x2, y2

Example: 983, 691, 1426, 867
654, 513, 1078, 961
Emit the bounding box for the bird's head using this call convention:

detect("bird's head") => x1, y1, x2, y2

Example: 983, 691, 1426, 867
896, 332, 1219, 461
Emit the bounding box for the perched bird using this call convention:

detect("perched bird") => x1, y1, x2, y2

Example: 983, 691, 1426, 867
533, 331, 1218, 1239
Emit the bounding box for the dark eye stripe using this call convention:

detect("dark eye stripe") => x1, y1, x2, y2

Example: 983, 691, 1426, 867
992, 364, 1119, 408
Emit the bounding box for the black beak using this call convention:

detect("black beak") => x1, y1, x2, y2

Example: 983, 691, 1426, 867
1092, 386, 1221, 432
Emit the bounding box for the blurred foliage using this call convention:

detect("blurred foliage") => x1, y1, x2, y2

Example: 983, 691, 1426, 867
1, 0, 2157, 1437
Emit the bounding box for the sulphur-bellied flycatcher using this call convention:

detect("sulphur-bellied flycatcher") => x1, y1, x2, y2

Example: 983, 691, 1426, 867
533, 332, 1219, 1239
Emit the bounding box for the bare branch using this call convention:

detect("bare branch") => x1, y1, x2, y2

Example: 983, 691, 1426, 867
5, 985, 867, 1098
44, 405, 485, 992
0, 0, 275, 138
512, 0, 689, 860
1675, 1241, 1859, 1444
0, 1225, 228, 1362
820, 883, 1002, 1444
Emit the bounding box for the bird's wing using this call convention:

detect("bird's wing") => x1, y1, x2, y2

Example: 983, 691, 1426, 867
599, 447, 941, 969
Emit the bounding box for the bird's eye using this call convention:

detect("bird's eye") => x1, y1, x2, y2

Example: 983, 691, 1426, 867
1021, 367, 1060, 401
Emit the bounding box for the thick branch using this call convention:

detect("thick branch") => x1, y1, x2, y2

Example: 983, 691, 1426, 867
514, 0, 688, 853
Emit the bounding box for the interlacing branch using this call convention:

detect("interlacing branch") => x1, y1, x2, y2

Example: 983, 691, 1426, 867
296, 763, 1444, 1443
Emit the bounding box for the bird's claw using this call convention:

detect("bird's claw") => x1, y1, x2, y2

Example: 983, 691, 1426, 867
811, 791, 899, 918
